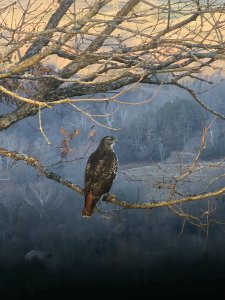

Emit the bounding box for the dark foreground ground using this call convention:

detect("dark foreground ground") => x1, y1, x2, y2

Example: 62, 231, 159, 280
2, 164, 225, 300
1, 261, 225, 300
2, 281, 225, 300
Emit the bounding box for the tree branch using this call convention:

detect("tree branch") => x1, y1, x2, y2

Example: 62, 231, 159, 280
0, 85, 51, 107
60, 0, 140, 77
1, 147, 225, 211
174, 82, 225, 120
0, 105, 38, 131
0, 147, 83, 195
23, 0, 75, 60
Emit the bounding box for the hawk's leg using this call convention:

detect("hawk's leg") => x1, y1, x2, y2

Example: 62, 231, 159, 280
101, 193, 110, 202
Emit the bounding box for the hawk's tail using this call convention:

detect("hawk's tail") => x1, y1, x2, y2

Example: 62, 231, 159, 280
82, 191, 98, 218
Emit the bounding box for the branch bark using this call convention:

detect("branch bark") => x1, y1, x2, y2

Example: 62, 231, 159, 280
23, 0, 75, 60
1, 147, 225, 211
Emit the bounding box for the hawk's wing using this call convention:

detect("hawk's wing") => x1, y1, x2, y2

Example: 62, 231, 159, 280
84, 150, 118, 197
84, 151, 97, 195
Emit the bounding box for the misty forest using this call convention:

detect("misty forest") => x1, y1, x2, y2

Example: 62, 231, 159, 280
1, 0, 225, 298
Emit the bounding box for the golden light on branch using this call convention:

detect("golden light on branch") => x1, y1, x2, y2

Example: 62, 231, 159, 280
1, 146, 225, 211
0, 85, 52, 107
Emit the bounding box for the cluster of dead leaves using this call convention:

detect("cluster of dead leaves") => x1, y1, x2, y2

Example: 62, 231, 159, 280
60, 127, 80, 158
59, 127, 96, 159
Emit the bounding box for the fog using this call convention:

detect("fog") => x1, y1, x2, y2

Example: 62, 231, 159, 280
1, 75, 225, 298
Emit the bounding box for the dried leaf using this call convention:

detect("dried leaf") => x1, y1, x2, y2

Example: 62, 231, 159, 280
60, 127, 69, 139
60, 139, 71, 158
69, 129, 80, 140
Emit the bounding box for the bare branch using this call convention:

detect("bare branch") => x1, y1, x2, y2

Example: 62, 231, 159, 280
1, 147, 225, 211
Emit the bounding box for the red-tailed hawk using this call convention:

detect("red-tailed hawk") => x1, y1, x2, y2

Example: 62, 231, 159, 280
82, 136, 118, 217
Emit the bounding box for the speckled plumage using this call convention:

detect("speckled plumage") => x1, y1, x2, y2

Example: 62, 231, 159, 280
82, 136, 118, 217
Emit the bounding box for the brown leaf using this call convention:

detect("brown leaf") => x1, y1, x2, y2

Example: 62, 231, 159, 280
60, 140, 71, 158
69, 129, 80, 140
60, 127, 69, 139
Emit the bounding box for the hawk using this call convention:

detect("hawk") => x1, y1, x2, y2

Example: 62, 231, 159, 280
82, 136, 118, 217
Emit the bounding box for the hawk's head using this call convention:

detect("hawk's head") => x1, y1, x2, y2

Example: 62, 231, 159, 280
100, 136, 117, 148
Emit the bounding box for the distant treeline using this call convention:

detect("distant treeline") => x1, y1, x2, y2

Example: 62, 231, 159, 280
117, 98, 225, 163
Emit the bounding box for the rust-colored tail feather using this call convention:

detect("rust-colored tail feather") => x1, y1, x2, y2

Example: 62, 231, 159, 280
82, 190, 96, 217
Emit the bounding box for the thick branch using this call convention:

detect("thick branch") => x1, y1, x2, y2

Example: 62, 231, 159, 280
0, 0, 112, 79
0, 0, 113, 130
0, 147, 83, 195
0, 105, 38, 131
0, 86, 51, 107
60, 0, 140, 77
0, 0, 225, 132
49, 75, 141, 98
0, 147, 225, 210
23, 0, 74, 60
